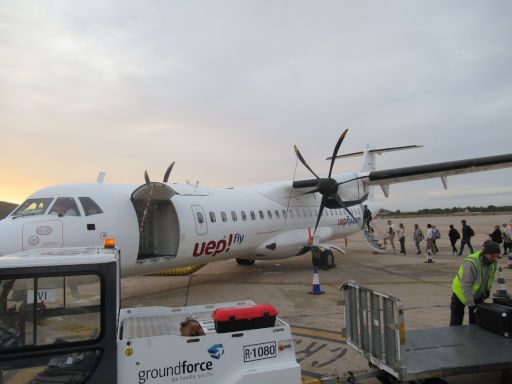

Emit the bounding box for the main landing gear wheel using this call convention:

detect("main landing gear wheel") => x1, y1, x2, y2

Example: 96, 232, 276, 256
321, 249, 335, 269
311, 249, 335, 270
236, 258, 255, 265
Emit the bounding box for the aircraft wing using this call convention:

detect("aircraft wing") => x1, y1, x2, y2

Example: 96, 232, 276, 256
367, 153, 512, 185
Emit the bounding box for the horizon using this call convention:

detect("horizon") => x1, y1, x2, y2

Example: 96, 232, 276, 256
1, 2, 511, 209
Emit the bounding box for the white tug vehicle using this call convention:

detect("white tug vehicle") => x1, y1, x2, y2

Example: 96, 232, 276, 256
0, 242, 300, 384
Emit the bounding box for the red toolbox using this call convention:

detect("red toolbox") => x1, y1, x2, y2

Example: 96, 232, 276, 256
212, 304, 278, 333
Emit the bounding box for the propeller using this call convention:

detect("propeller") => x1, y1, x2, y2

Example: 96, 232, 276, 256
293, 129, 357, 235
163, 162, 175, 183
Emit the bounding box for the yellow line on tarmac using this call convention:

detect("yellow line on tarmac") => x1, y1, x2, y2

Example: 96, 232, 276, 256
301, 375, 320, 383
291, 325, 346, 343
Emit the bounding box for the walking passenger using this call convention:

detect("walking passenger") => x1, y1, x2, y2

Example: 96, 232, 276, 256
449, 240, 500, 326
457, 220, 474, 256
413, 224, 423, 254
363, 205, 373, 233
502, 222, 511, 256
398, 223, 406, 255
425, 224, 435, 262
432, 225, 440, 253
448, 224, 461, 255
489, 225, 503, 258
383, 219, 396, 251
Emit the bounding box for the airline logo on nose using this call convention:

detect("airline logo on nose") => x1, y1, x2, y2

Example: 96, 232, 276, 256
193, 233, 244, 257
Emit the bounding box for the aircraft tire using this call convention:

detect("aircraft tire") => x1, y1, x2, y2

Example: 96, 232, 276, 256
236, 258, 256, 265
321, 249, 334, 270
311, 249, 322, 267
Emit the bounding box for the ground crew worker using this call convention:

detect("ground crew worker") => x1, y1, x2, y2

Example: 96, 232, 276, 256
449, 240, 500, 326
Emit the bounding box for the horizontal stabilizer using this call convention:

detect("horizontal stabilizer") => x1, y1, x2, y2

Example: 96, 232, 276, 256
326, 145, 423, 160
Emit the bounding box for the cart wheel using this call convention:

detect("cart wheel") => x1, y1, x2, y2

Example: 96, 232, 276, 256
376, 372, 399, 384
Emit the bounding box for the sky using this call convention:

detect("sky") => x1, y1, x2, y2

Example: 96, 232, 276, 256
1, 1, 511, 211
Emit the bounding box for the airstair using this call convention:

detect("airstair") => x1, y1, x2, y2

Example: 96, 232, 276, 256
362, 225, 387, 254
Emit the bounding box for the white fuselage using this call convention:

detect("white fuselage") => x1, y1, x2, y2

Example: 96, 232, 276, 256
0, 173, 379, 276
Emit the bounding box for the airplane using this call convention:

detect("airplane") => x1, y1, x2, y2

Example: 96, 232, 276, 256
1, 130, 511, 277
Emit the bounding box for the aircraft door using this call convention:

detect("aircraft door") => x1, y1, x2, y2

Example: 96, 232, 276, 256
22, 220, 63, 249
191, 205, 208, 235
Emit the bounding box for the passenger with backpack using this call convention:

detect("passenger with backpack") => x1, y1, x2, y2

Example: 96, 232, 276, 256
448, 224, 461, 255
457, 220, 475, 256
383, 219, 396, 252
432, 225, 440, 253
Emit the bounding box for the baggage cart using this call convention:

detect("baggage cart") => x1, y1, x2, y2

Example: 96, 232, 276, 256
340, 281, 512, 383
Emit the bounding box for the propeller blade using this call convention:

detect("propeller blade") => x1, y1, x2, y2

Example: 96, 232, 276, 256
313, 197, 327, 236
294, 145, 320, 179
337, 175, 367, 186
144, 170, 150, 184
328, 129, 348, 178
335, 194, 357, 221
295, 189, 318, 197
163, 161, 175, 183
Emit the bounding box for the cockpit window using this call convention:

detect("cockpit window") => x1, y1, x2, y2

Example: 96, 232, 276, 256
49, 198, 81, 217
79, 197, 103, 216
11, 198, 53, 217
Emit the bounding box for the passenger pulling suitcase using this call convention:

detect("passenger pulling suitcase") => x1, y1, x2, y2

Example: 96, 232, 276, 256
477, 302, 512, 338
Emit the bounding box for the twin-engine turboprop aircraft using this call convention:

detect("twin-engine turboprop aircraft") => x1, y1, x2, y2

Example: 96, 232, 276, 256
1, 130, 511, 277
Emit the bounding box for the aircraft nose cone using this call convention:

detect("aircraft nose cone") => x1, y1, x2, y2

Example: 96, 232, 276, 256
0, 217, 22, 256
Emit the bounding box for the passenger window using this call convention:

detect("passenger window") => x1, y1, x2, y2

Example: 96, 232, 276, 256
231, 211, 237, 221
209, 212, 216, 223
275, 210, 280, 219
196, 212, 205, 224
78, 197, 103, 216
250, 210, 256, 220
267, 210, 272, 219
308, 208, 313, 217
11, 198, 53, 217
221, 211, 227, 222
314, 209, 318, 216
241, 211, 247, 221
302, 209, 307, 218
49, 197, 80, 217
288, 209, 295, 218
259, 210, 264, 220
282, 210, 287, 218
296, 209, 301, 218
0, 274, 101, 350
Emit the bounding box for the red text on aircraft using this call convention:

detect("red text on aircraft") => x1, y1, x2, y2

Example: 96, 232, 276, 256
193, 233, 245, 257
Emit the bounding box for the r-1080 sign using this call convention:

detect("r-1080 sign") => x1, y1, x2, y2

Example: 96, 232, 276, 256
243, 342, 277, 362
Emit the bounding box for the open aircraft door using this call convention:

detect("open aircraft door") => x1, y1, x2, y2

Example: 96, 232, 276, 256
131, 182, 180, 260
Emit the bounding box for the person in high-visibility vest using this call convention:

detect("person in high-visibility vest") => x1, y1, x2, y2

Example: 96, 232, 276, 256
450, 240, 501, 326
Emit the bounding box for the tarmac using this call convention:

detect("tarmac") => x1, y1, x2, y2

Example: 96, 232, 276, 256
121, 214, 512, 383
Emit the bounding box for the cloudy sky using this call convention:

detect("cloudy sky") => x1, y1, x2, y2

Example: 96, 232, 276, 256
1, 1, 511, 210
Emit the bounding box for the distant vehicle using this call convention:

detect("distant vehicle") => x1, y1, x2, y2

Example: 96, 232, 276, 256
0, 130, 511, 276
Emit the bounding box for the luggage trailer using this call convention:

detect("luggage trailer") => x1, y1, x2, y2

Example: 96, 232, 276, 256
340, 281, 512, 383
0, 246, 301, 384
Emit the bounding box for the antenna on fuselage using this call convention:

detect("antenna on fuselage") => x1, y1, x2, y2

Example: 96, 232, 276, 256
96, 172, 106, 184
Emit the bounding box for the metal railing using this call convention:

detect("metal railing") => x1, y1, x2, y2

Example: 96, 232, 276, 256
340, 281, 405, 379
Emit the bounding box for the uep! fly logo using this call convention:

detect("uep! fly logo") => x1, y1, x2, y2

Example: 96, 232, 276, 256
337, 217, 361, 227
193, 233, 245, 257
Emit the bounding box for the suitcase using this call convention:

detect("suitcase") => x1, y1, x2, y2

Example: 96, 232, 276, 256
493, 297, 512, 307
477, 302, 512, 338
